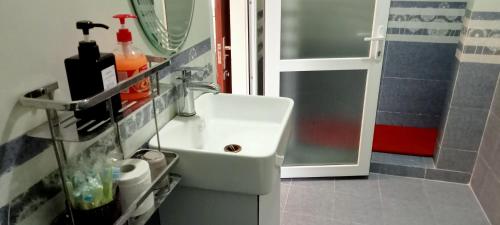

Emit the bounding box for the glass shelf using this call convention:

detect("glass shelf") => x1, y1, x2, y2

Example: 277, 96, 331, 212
26, 83, 175, 142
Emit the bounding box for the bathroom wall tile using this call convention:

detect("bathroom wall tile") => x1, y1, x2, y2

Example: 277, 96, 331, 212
476, 172, 500, 225
478, 113, 500, 171
370, 162, 426, 178
436, 148, 477, 173
383, 41, 457, 81
471, 157, 488, 195
441, 107, 488, 151
491, 75, 500, 118
424, 168, 471, 183
378, 78, 450, 115
450, 62, 500, 109
376, 111, 441, 128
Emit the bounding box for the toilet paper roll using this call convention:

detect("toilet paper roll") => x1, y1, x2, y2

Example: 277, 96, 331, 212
118, 159, 154, 217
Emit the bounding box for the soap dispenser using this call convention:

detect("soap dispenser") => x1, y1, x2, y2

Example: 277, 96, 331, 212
112, 14, 151, 101
64, 20, 122, 124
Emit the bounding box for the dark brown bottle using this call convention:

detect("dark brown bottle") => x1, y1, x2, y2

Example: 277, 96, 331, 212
64, 21, 122, 127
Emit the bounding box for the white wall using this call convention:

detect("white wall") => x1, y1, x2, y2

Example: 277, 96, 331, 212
0, 0, 211, 144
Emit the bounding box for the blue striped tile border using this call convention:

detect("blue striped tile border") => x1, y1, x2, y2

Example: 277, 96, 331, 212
468, 29, 500, 38
0, 172, 61, 224
387, 28, 461, 36
391, 1, 467, 9
470, 11, 500, 21
0, 135, 51, 175
462, 45, 500, 55
389, 14, 463, 23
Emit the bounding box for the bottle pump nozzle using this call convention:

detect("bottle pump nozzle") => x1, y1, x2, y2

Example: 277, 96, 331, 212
76, 20, 109, 42
75, 20, 109, 60
112, 14, 137, 42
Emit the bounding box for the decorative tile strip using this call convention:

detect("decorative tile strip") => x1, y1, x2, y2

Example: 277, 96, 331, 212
458, 11, 500, 63
387, 1, 467, 43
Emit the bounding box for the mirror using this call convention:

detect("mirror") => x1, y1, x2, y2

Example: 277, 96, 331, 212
131, 0, 195, 56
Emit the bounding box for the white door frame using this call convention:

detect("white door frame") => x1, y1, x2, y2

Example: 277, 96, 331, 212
229, 0, 250, 95
265, 0, 391, 177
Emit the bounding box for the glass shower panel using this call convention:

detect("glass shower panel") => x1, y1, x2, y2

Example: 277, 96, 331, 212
281, 0, 376, 59
281, 70, 367, 166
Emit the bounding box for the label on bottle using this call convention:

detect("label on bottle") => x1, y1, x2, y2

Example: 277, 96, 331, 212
101, 65, 118, 90
117, 64, 149, 94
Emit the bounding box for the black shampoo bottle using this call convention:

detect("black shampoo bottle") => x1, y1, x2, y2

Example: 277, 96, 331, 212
64, 21, 121, 126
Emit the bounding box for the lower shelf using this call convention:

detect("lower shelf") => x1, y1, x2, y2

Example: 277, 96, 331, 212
121, 174, 182, 225
52, 174, 181, 225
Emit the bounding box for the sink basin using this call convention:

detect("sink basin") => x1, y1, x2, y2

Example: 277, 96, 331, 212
148, 93, 293, 195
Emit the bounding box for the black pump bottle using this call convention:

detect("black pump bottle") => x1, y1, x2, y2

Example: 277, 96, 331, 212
64, 21, 122, 127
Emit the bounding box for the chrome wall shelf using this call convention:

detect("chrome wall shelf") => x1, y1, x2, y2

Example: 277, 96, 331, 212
20, 56, 182, 225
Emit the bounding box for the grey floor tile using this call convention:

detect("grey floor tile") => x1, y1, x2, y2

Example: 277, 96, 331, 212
333, 192, 384, 225
280, 181, 292, 210
379, 174, 427, 202
423, 180, 480, 209
334, 173, 380, 198
284, 179, 334, 218
281, 212, 335, 225
292, 178, 333, 190
431, 205, 490, 225
382, 197, 437, 225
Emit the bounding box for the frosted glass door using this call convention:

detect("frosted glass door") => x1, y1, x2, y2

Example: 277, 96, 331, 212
281, 0, 376, 59
265, 0, 390, 177
281, 70, 367, 166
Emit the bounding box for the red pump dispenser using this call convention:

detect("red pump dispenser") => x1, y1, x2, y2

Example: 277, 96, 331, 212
112, 14, 151, 101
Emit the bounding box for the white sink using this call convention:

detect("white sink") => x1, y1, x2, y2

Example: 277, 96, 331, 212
149, 93, 293, 195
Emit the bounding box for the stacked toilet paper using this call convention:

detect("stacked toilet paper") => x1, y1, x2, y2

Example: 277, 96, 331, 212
118, 159, 154, 217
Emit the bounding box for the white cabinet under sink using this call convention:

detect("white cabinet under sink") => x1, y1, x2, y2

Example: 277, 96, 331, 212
158, 164, 280, 225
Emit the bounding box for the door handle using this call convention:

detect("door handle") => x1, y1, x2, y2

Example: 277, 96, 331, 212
222, 36, 231, 70
364, 25, 386, 61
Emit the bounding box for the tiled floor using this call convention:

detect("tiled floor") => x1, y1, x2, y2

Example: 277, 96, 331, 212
280, 173, 490, 225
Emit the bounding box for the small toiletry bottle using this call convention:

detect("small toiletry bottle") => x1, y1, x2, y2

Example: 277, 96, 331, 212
112, 14, 151, 101
64, 21, 122, 122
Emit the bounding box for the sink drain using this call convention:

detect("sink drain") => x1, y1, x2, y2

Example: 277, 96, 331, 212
224, 144, 242, 153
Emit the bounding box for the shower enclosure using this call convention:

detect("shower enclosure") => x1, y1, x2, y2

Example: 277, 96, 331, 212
265, 0, 390, 177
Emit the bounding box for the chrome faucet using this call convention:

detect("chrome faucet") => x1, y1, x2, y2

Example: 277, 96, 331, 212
176, 67, 220, 117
